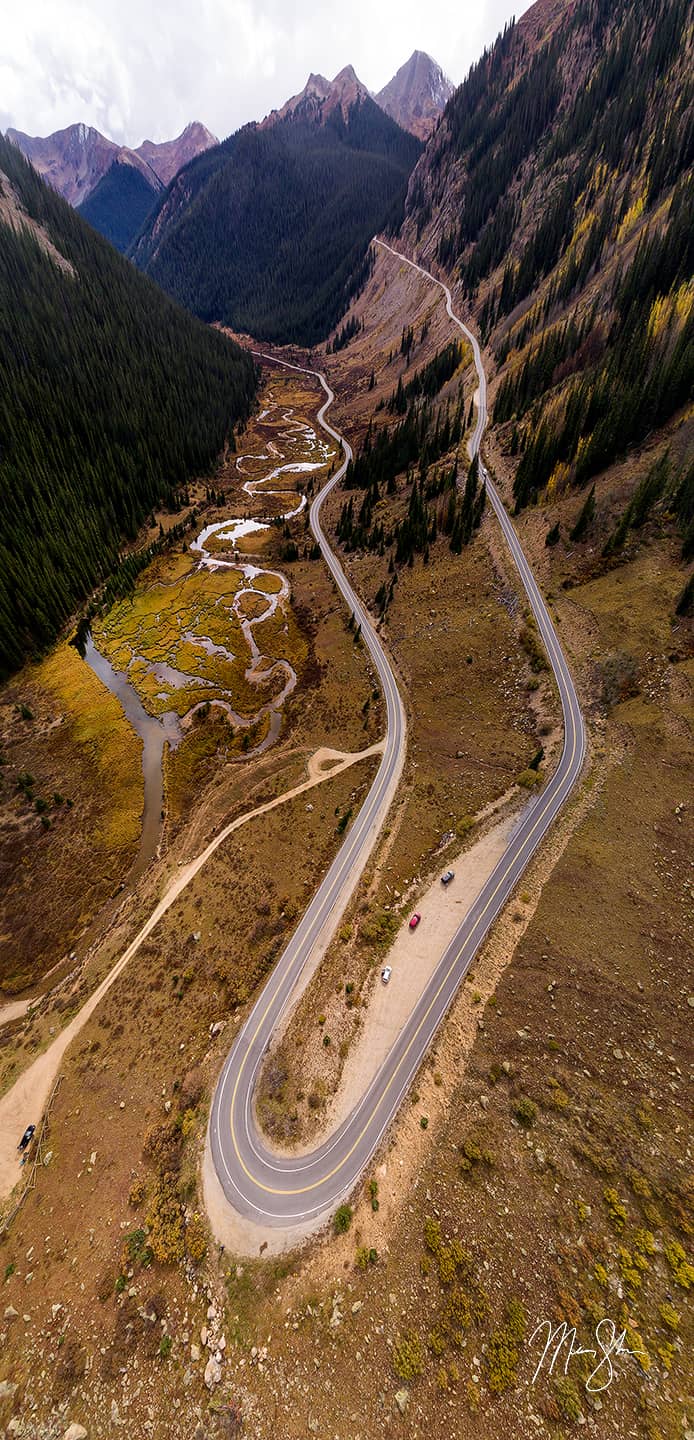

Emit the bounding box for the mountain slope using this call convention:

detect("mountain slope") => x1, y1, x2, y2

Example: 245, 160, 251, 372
0, 134, 256, 678
404, 0, 693, 518
131, 81, 421, 346
78, 153, 162, 252
376, 50, 453, 139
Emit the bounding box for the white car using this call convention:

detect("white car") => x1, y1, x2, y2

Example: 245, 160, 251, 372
381, 966, 392, 985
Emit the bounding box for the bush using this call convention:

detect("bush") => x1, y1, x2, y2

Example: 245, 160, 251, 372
159, 1334, 173, 1359
393, 1329, 425, 1381
519, 619, 549, 672
147, 1180, 185, 1264
603, 1186, 628, 1231
486, 1298, 527, 1394
514, 1096, 537, 1127
185, 1212, 208, 1264
122, 1227, 153, 1270
333, 1204, 353, 1235
128, 1177, 146, 1208
599, 650, 639, 710
554, 1375, 581, 1421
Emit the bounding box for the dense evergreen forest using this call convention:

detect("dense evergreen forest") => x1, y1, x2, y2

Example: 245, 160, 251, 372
407, 0, 693, 510
334, 351, 483, 613
131, 100, 421, 346
78, 159, 160, 253
0, 135, 257, 679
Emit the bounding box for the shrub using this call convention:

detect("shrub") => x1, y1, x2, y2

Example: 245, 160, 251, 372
517, 768, 541, 789
659, 1301, 680, 1332
185, 1212, 208, 1264
420, 1115, 429, 1130
147, 1180, 185, 1264
514, 1096, 537, 1127
603, 1186, 628, 1231
159, 1334, 173, 1359
519, 619, 549, 673
554, 1375, 581, 1421
599, 650, 639, 710
393, 1329, 424, 1381
486, 1298, 527, 1393
122, 1227, 153, 1270
128, 1177, 146, 1208
664, 1238, 694, 1289
333, 1204, 353, 1236
361, 907, 399, 948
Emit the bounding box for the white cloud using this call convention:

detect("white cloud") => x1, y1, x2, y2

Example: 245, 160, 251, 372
0, 0, 531, 146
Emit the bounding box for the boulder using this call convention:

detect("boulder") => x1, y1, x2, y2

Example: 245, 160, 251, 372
63, 1426, 88, 1440
204, 1355, 222, 1389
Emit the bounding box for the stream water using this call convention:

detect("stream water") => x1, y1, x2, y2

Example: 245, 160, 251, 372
81, 399, 330, 872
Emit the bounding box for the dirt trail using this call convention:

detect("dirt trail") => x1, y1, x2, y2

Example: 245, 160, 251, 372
0, 741, 383, 1207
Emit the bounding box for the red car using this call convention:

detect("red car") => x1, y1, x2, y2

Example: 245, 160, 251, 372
409, 912, 421, 930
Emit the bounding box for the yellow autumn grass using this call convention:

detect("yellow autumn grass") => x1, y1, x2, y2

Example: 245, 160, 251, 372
39, 642, 143, 852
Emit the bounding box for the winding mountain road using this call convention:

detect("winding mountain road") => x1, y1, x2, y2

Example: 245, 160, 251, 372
208, 245, 586, 1230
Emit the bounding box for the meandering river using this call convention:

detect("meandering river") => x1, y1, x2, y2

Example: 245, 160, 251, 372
81, 398, 330, 870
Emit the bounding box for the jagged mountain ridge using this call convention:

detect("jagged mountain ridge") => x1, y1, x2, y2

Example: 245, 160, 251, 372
263, 64, 372, 128
5, 120, 218, 207
376, 50, 453, 139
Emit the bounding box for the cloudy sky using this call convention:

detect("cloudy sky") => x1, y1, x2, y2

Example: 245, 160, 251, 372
1, 0, 532, 146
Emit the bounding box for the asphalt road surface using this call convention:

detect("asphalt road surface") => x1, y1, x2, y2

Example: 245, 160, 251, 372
209, 252, 586, 1228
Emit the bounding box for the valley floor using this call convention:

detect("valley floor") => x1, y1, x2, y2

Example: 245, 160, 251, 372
0, 253, 691, 1440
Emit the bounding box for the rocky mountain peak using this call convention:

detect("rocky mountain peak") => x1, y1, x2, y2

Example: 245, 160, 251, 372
376, 50, 453, 139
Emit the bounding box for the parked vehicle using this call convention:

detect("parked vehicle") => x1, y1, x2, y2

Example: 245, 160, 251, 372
441, 870, 455, 886
381, 966, 392, 984
409, 913, 421, 930
17, 1124, 35, 1152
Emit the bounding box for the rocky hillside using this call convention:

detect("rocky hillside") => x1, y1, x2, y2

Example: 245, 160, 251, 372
403, 0, 693, 536
376, 50, 453, 139
130, 89, 421, 345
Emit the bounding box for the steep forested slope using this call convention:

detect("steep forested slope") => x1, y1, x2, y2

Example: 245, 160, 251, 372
0, 135, 257, 678
131, 98, 421, 345
78, 157, 161, 252
405, 0, 693, 515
